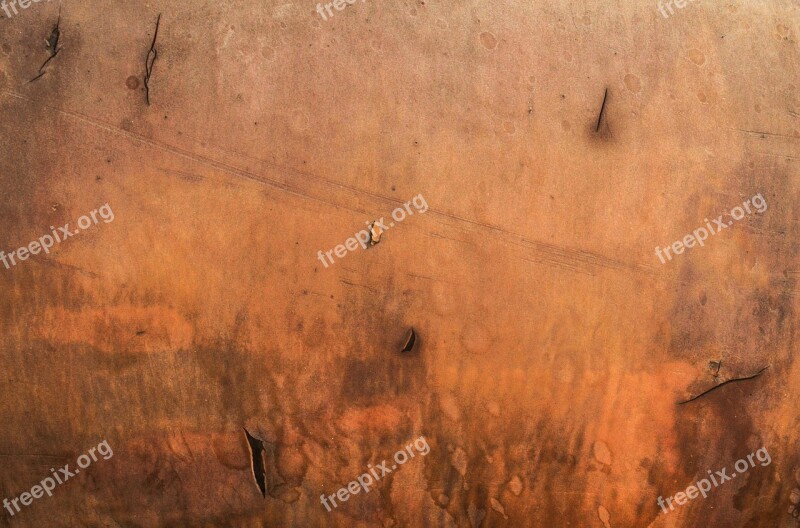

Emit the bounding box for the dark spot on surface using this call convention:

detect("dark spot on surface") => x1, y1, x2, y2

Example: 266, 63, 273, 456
126, 75, 140, 89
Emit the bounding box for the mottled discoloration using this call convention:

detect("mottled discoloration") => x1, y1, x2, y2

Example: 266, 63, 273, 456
0, 0, 798, 526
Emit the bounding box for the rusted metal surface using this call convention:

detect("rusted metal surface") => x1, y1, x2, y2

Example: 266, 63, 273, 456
0, 0, 798, 526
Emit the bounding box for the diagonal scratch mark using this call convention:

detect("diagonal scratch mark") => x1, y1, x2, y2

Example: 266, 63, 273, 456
144, 13, 161, 105
0, 89, 370, 217
339, 279, 378, 293
0, 90, 656, 278
677, 366, 769, 405
595, 88, 609, 132
735, 128, 799, 140
33, 257, 100, 278
751, 151, 800, 161
29, 6, 61, 82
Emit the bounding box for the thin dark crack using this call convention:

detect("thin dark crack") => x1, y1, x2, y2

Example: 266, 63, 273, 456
678, 366, 769, 405
45, 6, 61, 54
243, 428, 267, 498
144, 13, 161, 105
28, 71, 46, 83
595, 88, 609, 132
29, 7, 61, 83
37, 48, 60, 71
401, 328, 416, 353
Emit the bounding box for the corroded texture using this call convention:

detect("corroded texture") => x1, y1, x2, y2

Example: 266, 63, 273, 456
0, 0, 798, 526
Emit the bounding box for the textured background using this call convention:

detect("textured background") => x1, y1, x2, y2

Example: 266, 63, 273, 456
0, 0, 799, 526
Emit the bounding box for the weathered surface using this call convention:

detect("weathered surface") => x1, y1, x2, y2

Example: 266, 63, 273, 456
0, 0, 798, 526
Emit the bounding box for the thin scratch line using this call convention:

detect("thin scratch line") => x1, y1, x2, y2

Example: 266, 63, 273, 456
677, 366, 769, 405
0, 90, 656, 278
596, 88, 609, 132
144, 14, 161, 105
339, 279, 377, 293
34, 257, 100, 278
0, 89, 368, 217
751, 151, 799, 161
736, 129, 798, 140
